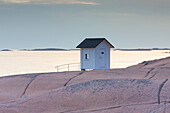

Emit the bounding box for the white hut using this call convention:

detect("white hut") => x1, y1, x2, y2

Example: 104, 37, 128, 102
76, 38, 114, 70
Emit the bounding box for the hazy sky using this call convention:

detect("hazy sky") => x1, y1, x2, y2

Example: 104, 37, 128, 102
0, 0, 170, 49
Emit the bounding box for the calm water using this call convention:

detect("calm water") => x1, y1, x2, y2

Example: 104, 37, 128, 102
0, 50, 170, 77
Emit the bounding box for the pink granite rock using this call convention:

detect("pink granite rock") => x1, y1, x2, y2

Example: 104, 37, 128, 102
0, 57, 170, 113
0, 74, 34, 102
24, 71, 81, 96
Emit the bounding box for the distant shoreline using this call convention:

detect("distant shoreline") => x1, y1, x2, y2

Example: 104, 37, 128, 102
1, 48, 170, 51
0, 48, 80, 51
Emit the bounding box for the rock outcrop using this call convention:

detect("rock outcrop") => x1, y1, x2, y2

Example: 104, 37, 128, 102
0, 57, 170, 113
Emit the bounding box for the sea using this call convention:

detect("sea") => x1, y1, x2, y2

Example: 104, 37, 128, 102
0, 50, 170, 77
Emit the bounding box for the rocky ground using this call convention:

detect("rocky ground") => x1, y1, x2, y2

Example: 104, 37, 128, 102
0, 57, 170, 113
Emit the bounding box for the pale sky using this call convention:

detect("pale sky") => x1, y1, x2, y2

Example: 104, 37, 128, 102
0, 0, 170, 49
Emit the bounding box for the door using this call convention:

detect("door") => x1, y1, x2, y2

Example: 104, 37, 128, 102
99, 49, 106, 68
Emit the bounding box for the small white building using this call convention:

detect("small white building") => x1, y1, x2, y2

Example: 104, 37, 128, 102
76, 38, 114, 70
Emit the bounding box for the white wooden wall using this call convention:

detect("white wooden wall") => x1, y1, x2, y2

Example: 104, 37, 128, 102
95, 40, 110, 69
81, 48, 95, 69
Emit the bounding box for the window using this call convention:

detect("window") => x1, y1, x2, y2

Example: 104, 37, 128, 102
85, 54, 89, 59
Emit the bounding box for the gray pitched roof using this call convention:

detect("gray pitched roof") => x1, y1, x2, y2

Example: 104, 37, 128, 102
76, 38, 114, 48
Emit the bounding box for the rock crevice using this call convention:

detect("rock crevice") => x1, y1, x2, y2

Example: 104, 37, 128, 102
144, 68, 155, 78
158, 79, 168, 104
149, 73, 157, 79
20, 74, 40, 98
64, 71, 85, 86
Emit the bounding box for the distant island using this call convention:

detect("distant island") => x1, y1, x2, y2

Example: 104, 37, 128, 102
21, 48, 70, 51
0, 49, 12, 51
114, 48, 170, 51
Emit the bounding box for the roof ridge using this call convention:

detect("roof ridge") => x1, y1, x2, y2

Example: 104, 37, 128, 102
76, 38, 114, 48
